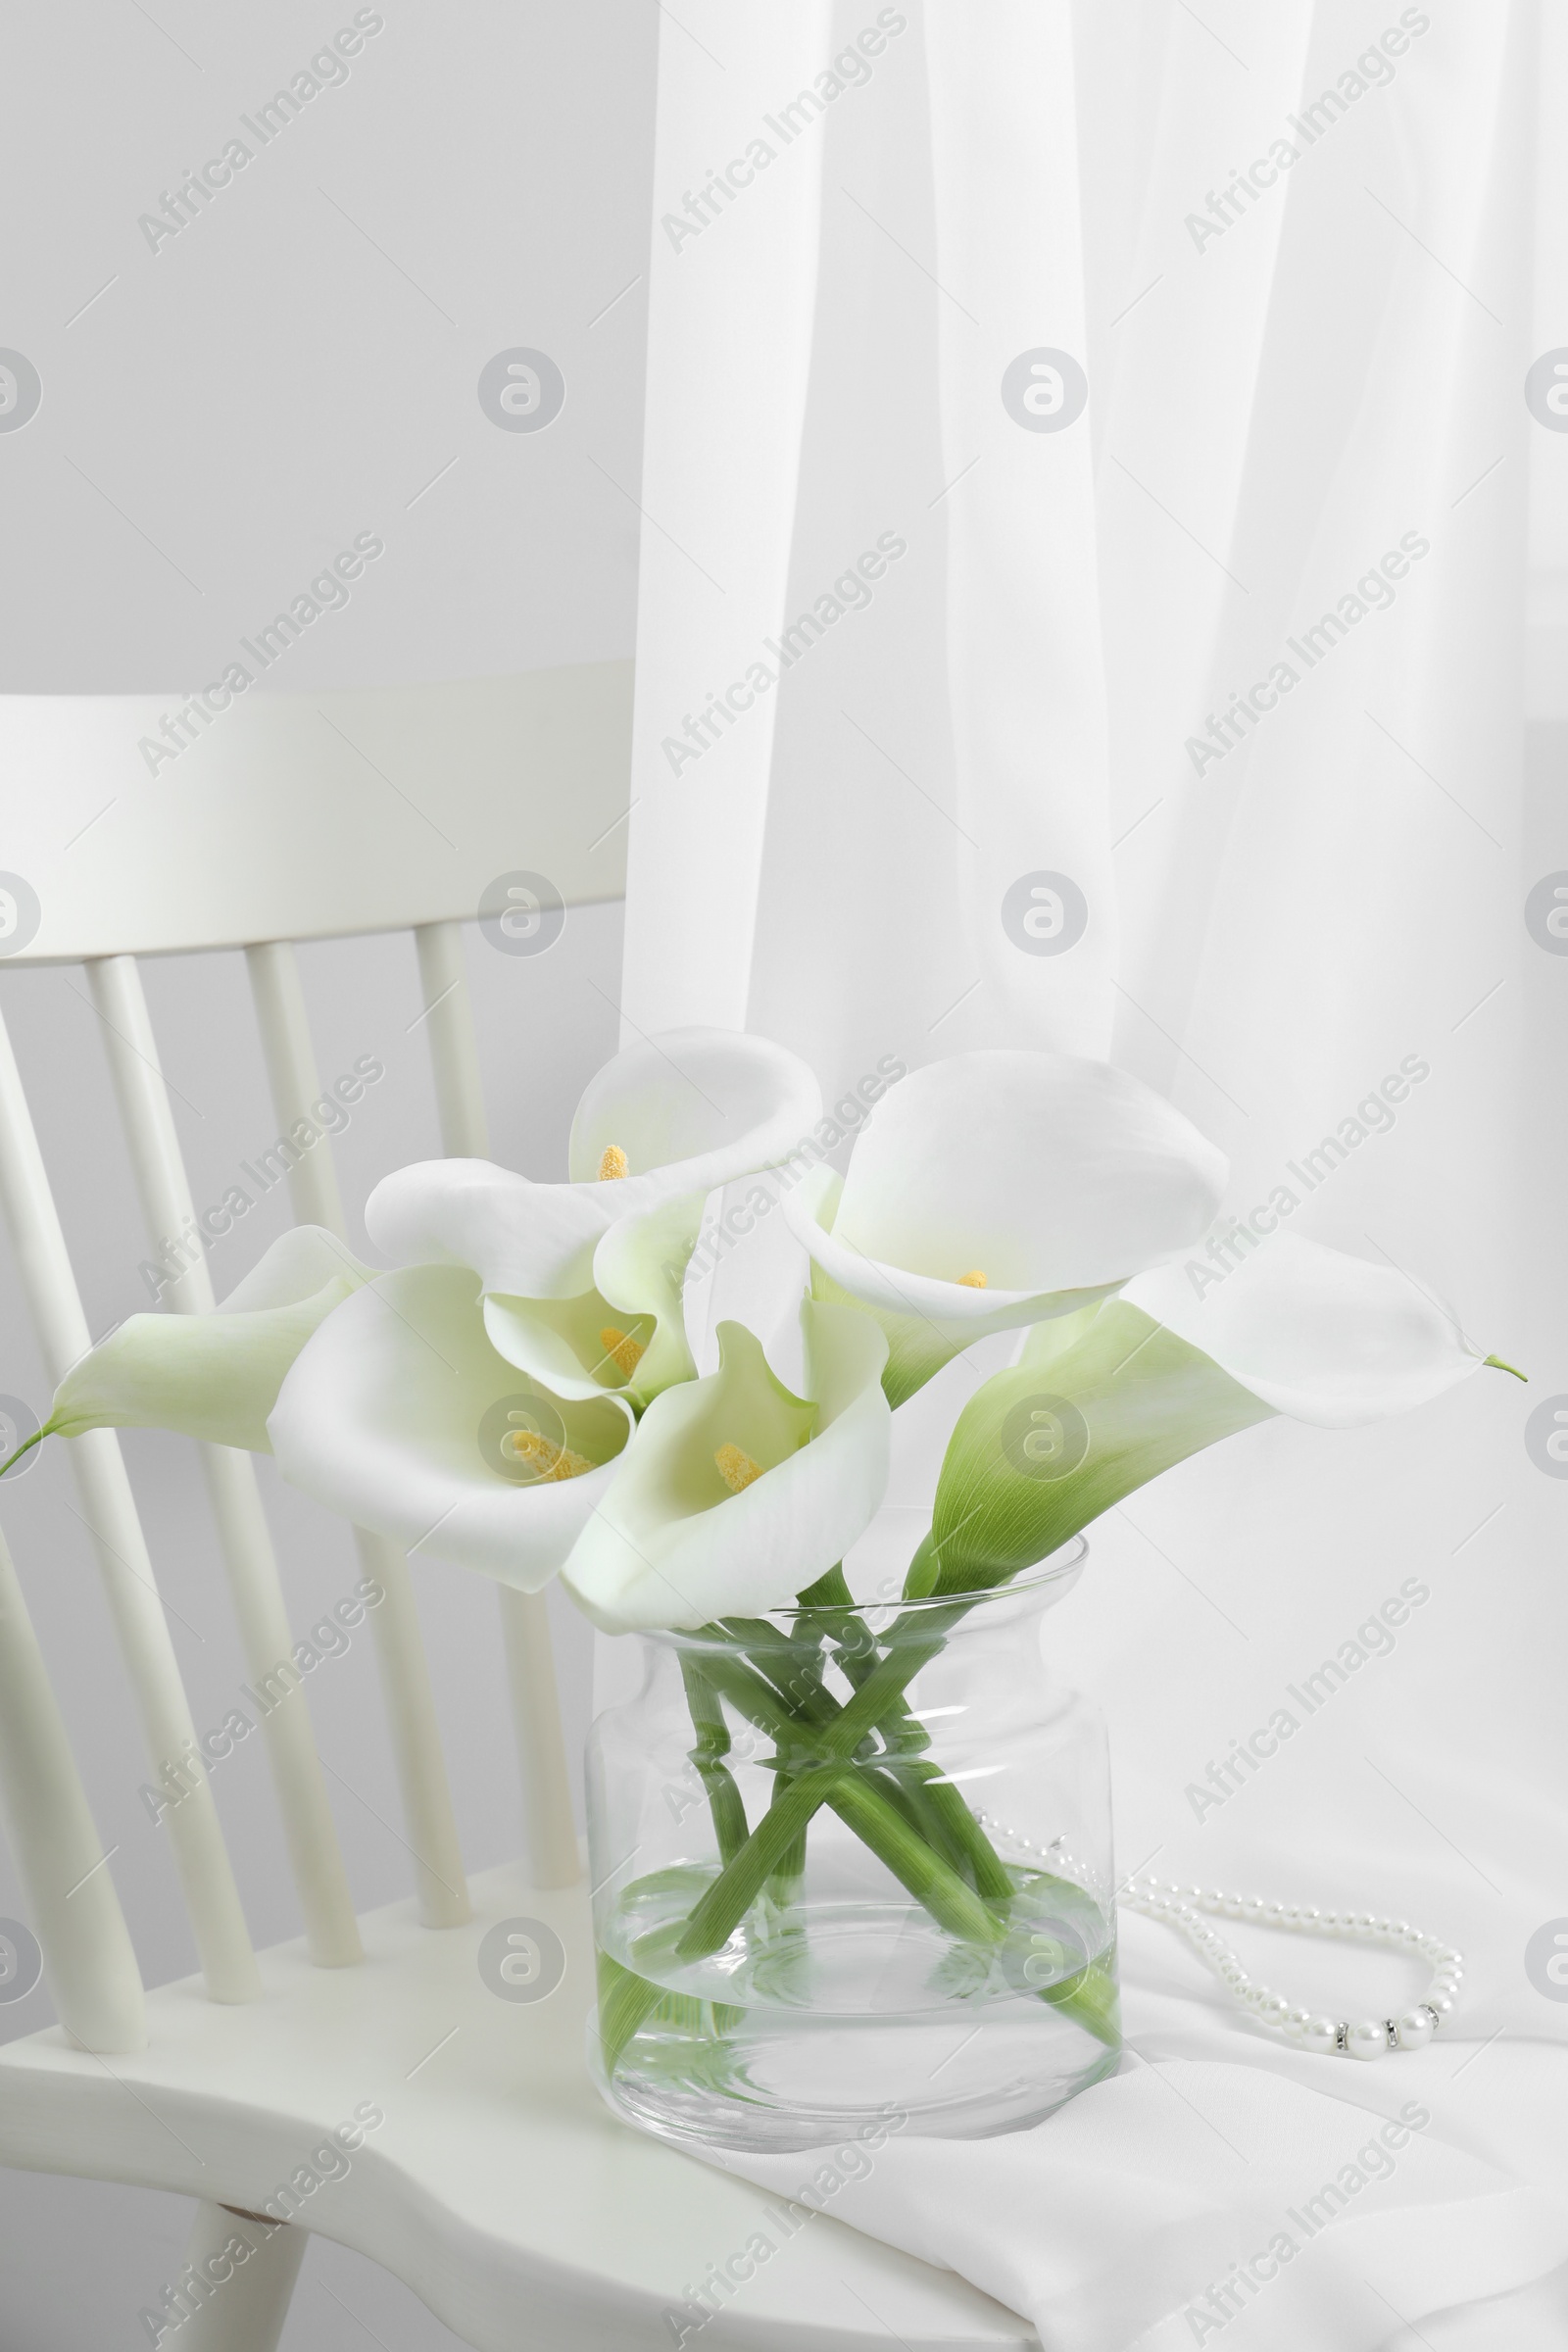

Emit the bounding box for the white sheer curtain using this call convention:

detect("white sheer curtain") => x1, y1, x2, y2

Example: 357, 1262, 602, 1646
616, 5, 1567, 2343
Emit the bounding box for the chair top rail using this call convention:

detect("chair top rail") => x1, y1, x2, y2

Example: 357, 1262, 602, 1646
0, 662, 631, 962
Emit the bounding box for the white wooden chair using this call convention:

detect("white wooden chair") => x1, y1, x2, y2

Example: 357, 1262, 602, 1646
0, 670, 1035, 2351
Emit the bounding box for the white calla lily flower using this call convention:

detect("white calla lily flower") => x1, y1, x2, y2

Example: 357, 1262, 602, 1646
482, 1194, 703, 1407
42, 1227, 374, 1453
784, 1051, 1228, 1404
368, 1027, 821, 1293
917, 1231, 1513, 1596
1123, 1231, 1491, 1429
561, 1300, 890, 1633
269, 1265, 631, 1592
366, 1028, 821, 1407
566, 1027, 822, 1192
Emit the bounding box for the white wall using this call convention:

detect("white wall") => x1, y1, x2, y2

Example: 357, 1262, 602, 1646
1, 4, 649, 692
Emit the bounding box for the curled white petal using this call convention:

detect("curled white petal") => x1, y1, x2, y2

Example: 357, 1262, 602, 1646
270, 1266, 630, 1590
562, 1300, 890, 1631
783, 1165, 1118, 1344
367, 1159, 612, 1300
367, 1028, 822, 1303
831, 1051, 1227, 1292
1123, 1233, 1484, 1428
220, 1225, 374, 1312
50, 1225, 371, 1451
481, 1195, 702, 1405
569, 1027, 821, 1192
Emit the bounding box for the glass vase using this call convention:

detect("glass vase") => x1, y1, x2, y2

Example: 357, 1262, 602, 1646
586, 1540, 1119, 2151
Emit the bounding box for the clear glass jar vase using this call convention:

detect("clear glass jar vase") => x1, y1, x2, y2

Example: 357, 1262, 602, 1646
586, 1540, 1119, 2151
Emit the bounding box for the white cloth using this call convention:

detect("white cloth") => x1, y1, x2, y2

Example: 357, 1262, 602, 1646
614, 1, 1567, 2343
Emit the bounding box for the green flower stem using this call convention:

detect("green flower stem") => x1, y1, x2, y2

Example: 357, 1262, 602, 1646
794, 1564, 875, 1668
763, 1766, 808, 1900
670, 1585, 1056, 1984
814, 1620, 958, 1757
0, 1425, 47, 1481
824, 1773, 1008, 1947
717, 1616, 840, 1729
817, 1584, 1016, 1895
1041, 1957, 1121, 2049
675, 1766, 844, 1959
694, 1650, 814, 1749
678, 1657, 750, 1866
648, 1607, 1119, 2070
681, 1600, 1022, 1940
896, 1763, 1016, 1900
595, 1950, 663, 2073
794, 1571, 1016, 1892
795, 1564, 856, 1611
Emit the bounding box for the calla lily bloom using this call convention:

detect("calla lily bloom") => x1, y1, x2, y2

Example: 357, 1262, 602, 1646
561, 1301, 891, 1633
915, 1231, 1513, 1596
268, 1267, 630, 1592
368, 1028, 822, 1408
35, 1227, 374, 1454
783, 1051, 1229, 1405
1120, 1235, 1495, 1428
480, 1192, 704, 1408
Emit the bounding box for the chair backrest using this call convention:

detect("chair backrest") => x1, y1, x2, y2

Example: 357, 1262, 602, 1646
0, 662, 631, 2050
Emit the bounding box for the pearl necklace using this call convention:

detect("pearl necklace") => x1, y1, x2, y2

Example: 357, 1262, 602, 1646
1120, 1874, 1462, 2058
975, 1817, 1464, 2060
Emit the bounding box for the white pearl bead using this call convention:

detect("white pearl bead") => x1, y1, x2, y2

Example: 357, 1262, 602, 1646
1347, 2021, 1386, 2061
1242, 1896, 1265, 1921
1402, 1926, 1425, 1946
1202, 1889, 1224, 1911
1284, 2007, 1309, 2037
1297, 1906, 1319, 1929
1396, 2008, 1434, 2050
1426, 1992, 1455, 2019
1302, 2016, 1339, 2054
1264, 1901, 1285, 1923
1260, 1994, 1289, 2026
1352, 1912, 1375, 1935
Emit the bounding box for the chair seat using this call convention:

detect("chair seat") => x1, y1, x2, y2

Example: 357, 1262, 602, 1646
0, 1861, 1036, 2351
